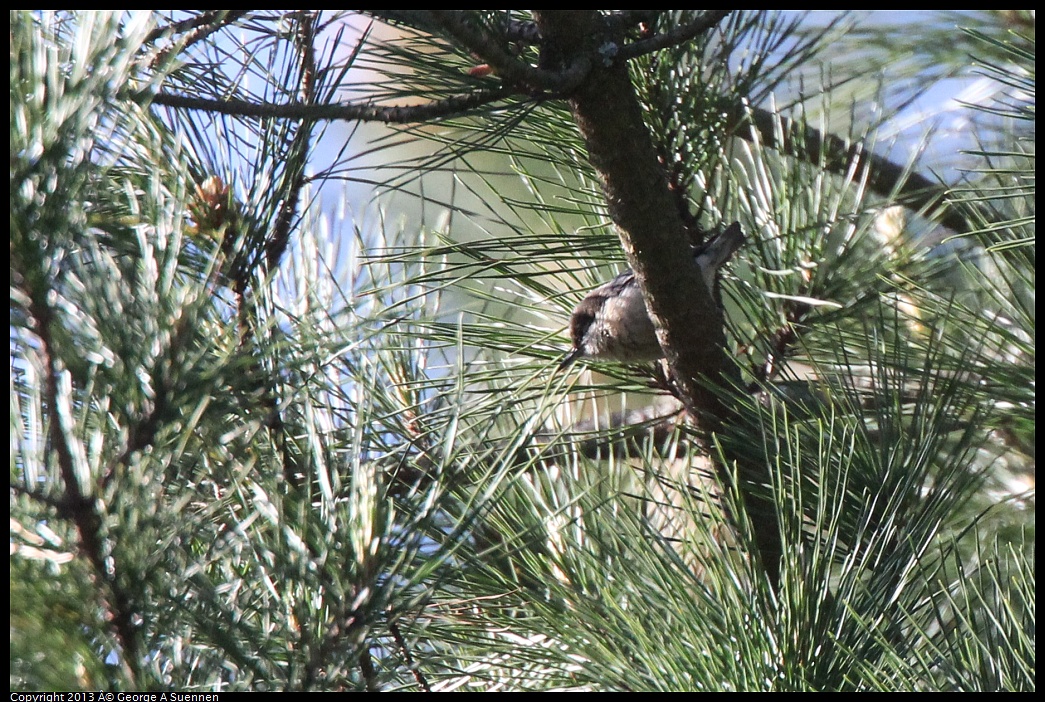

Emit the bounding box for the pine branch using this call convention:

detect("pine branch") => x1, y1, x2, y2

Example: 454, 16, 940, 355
266, 11, 320, 271
143, 9, 249, 45
260, 11, 323, 488
22, 280, 142, 684
147, 87, 517, 124
149, 11, 971, 239
735, 104, 968, 234
617, 10, 733, 60
145, 10, 251, 69
150, 92, 971, 237
391, 620, 431, 692
533, 10, 782, 588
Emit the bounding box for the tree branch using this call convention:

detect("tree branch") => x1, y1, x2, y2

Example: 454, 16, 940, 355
266, 11, 320, 271
152, 97, 967, 236
359, 646, 380, 692
535, 11, 733, 425
23, 283, 142, 683
390, 620, 431, 692
735, 104, 966, 234
147, 87, 517, 124
617, 10, 733, 60
151, 12, 967, 238
143, 9, 249, 45
533, 11, 781, 587
145, 10, 252, 72
260, 11, 323, 488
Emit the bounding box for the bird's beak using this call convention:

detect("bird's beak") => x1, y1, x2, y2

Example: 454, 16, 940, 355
558, 347, 582, 371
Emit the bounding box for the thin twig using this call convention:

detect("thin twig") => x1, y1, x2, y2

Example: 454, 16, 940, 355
617, 11, 733, 60
262, 11, 321, 488
144, 10, 247, 44
390, 620, 431, 692
147, 10, 250, 69
359, 647, 380, 692
266, 11, 319, 270
748, 301, 808, 390
147, 87, 517, 124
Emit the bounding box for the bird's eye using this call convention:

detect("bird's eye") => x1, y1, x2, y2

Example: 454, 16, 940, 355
570, 311, 596, 338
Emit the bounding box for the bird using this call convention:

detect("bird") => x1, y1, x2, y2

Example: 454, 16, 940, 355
560, 222, 745, 369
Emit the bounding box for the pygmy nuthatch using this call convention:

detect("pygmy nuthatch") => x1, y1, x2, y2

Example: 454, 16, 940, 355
560, 222, 745, 368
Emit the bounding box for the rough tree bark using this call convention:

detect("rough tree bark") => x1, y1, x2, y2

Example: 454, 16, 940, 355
532, 10, 781, 587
